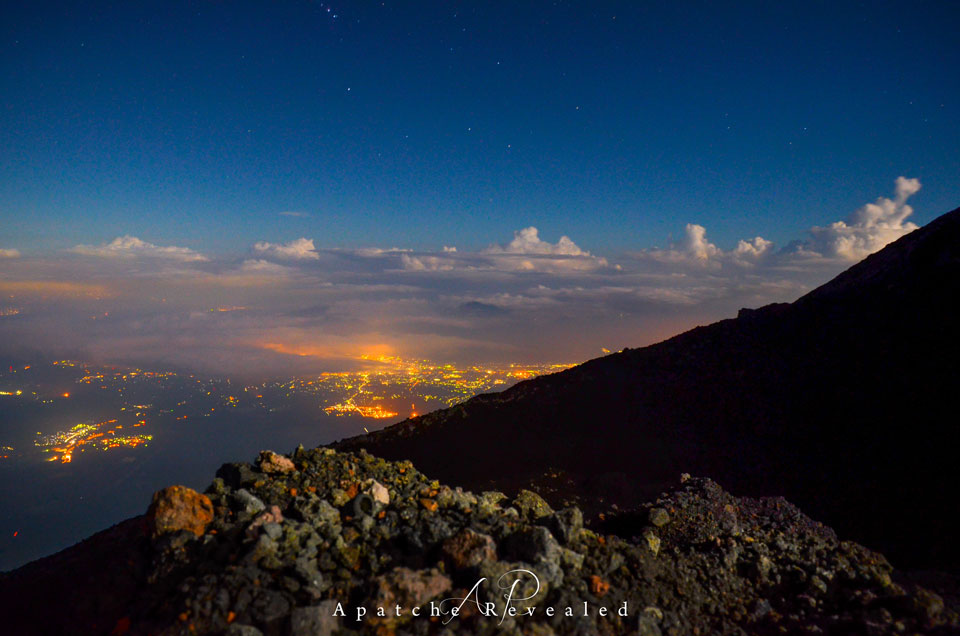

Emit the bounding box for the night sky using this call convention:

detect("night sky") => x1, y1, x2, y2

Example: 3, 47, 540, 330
1, 1, 959, 372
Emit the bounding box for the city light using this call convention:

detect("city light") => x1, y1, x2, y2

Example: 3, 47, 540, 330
2, 356, 573, 466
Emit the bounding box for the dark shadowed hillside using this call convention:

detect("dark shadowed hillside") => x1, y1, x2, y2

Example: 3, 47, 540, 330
336, 206, 960, 569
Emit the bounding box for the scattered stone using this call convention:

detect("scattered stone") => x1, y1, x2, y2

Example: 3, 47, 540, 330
543, 507, 583, 545
513, 489, 554, 519
502, 525, 562, 566
369, 567, 452, 624
246, 504, 284, 539
258, 450, 296, 474
352, 493, 377, 518
365, 479, 389, 505
442, 528, 496, 570
233, 489, 266, 515
146, 485, 214, 537
643, 528, 661, 556
290, 601, 339, 636
649, 507, 670, 527
217, 462, 258, 489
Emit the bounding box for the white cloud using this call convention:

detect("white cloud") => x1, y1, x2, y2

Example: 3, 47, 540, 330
639, 177, 921, 269
0, 248, 21, 258
485, 226, 587, 256
682, 224, 721, 261
253, 237, 320, 260
353, 247, 412, 258
640, 224, 726, 267
804, 176, 921, 260
400, 254, 458, 271
732, 236, 775, 264
388, 228, 608, 273
279, 211, 310, 218
70, 236, 208, 261
238, 259, 293, 275
481, 227, 608, 271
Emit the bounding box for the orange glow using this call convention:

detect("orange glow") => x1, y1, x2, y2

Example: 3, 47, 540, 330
261, 341, 395, 360
0, 281, 113, 298
62, 392, 70, 398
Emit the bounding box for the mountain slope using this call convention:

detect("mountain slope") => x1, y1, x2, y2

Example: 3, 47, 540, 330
336, 206, 960, 568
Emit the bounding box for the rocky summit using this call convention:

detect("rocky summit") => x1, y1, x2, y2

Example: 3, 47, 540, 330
3, 447, 959, 635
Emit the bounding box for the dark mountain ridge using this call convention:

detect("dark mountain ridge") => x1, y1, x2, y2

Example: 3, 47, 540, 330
336, 206, 960, 568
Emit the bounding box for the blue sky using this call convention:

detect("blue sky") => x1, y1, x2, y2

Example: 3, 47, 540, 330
0, 1, 958, 371
2, 0, 958, 254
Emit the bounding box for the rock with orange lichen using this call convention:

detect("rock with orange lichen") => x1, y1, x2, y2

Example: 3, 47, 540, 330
146, 485, 213, 537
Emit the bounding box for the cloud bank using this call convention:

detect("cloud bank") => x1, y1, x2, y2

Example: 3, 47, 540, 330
70, 236, 208, 262
0, 178, 925, 376
639, 178, 921, 268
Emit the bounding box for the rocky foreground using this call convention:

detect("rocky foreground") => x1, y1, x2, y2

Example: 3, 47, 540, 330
2, 447, 959, 636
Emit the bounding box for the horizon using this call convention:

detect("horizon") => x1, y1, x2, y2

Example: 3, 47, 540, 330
0, 177, 946, 375
3, 1, 960, 375
0, 176, 944, 372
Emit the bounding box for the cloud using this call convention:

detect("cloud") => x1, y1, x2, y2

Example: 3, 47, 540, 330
682, 224, 721, 261
253, 237, 320, 260
640, 224, 772, 268
400, 254, 458, 271
279, 211, 310, 218
639, 224, 726, 267
802, 177, 921, 260
0, 248, 21, 258
389, 228, 609, 273
0, 177, 931, 374
732, 236, 775, 264
353, 247, 412, 258
481, 227, 609, 272
186, 259, 300, 288
638, 178, 920, 269
485, 226, 588, 256
70, 236, 208, 261
238, 259, 294, 275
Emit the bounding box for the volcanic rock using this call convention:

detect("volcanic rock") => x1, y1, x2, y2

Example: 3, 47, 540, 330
145, 485, 214, 538
4, 448, 958, 635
